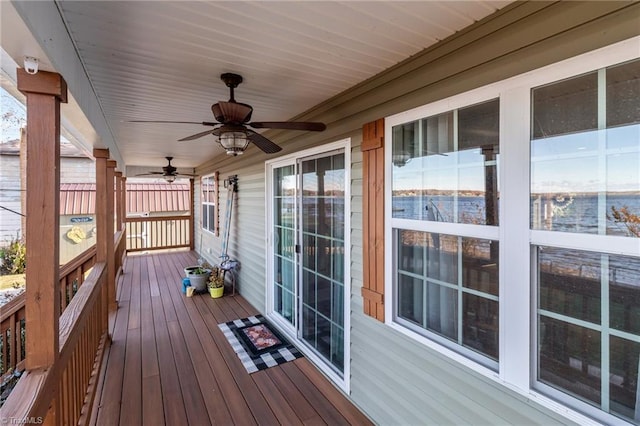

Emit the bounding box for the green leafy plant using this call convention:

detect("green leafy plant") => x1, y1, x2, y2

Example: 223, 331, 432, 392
0, 237, 26, 275
190, 266, 209, 275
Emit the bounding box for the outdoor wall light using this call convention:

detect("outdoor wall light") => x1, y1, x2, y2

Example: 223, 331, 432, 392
24, 56, 39, 74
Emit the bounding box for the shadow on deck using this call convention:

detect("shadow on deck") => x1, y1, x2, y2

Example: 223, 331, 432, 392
95, 250, 371, 425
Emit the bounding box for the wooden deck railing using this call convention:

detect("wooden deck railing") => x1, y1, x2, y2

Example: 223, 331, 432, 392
0, 246, 98, 381
59, 246, 97, 311
0, 295, 26, 380
1, 262, 108, 424
114, 229, 126, 278
125, 215, 191, 252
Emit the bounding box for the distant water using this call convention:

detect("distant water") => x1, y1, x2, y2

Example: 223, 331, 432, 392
392, 194, 640, 237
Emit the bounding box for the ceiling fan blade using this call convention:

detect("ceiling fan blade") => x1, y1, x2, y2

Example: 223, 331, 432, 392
178, 129, 216, 141
249, 121, 326, 131
247, 130, 282, 154
135, 172, 164, 176
176, 173, 197, 177
129, 120, 218, 126
212, 101, 253, 123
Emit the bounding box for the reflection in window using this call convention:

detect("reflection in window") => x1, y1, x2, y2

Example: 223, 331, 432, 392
531, 59, 640, 237
392, 99, 500, 226
537, 246, 640, 423
201, 173, 218, 235
396, 230, 499, 366
273, 165, 296, 324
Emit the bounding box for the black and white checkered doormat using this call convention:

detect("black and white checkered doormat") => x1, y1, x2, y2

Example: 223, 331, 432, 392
218, 315, 302, 374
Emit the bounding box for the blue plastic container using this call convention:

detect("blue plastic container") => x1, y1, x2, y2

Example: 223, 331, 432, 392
182, 277, 190, 294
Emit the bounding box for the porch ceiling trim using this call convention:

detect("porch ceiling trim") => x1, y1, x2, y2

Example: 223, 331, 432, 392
6, 0, 123, 168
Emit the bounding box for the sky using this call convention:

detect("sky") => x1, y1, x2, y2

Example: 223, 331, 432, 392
392, 127, 640, 194
1, 87, 25, 143
1, 86, 74, 146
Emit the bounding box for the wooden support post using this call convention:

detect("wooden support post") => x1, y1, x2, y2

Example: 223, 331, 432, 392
94, 149, 110, 333
121, 176, 127, 244
189, 178, 195, 250
17, 69, 67, 373
106, 160, 117, 310
121, 176, 127, 229
115, 171, 123, 231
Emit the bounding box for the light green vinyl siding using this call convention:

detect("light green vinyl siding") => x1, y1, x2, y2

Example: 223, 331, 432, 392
193, 2, 640, 424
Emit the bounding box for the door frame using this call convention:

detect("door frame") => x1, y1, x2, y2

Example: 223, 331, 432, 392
265, 138, 351, 393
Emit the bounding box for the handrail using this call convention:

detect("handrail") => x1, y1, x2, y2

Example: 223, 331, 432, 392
0, 293, 25, 324
1, 263, 107, 424
125, 214, 190, 252
124, 214, 188, 223
1, 246, 97, 379
60, 246, 97, 311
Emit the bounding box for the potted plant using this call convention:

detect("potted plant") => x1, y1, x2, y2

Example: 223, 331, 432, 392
208, 267, 224, 298
185, 266, 211, 292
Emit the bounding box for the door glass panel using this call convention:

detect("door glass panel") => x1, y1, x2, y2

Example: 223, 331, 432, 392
300, 152, 346, 374
273, 165, 296, 324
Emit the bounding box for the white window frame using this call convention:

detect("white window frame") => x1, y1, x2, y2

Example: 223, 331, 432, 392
265, 138, 352, 394
201, 172, 219, 236
384, 36, 640, 426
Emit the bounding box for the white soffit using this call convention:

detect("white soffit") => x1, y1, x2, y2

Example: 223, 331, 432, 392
13, 1, 513, 170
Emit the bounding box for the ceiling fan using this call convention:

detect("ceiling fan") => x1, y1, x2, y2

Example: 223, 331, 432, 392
135, 156, 195, 183
131, 73, 326, 156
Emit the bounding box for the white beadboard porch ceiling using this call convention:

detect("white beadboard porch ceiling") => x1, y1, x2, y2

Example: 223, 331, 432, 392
54, 0, 512, 172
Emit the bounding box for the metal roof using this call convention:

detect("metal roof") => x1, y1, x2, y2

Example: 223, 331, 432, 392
126, 183, 190, 214
60, 183, 190, 215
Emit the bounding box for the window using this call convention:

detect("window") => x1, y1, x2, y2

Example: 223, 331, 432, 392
532, 58, 640, 424
390, 99, 500, 369
537, 247, 640, 422
531, 59, 640, 236
384, 38, 639, 424
392, 99, 500, 225
201, 173, 218, 235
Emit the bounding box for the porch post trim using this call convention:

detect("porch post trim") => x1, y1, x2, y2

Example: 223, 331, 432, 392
106, 160, 117, 310
94, 148, 110, 331
17, 69, 67, 372
115, 171, 123, 231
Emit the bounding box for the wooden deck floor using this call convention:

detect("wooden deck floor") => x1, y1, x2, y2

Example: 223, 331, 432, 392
95, 250, 371, 426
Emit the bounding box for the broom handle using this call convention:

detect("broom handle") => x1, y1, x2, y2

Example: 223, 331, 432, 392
220, 179, 235, 259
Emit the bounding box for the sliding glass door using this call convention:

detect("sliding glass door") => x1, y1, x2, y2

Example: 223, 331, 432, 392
268, 144, 349, 383
272, 165, 297, 325
299, 152, 346, 373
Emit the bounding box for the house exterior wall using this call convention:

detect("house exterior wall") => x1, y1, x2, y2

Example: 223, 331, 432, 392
0, 153, 22, 243
193, 2, 639, 424
0, 154, 95, 244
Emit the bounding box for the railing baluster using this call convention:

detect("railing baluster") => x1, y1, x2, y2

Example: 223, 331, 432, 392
124, 216, 190, 252
9, 315, 16, 375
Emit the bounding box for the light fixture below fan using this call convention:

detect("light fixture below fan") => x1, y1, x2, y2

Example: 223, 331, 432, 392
164, 174, 177, 183
392, 151, 411, 167
219, 131, 250, 155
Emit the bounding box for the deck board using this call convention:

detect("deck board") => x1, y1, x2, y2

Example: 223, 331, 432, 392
95, 250, 372, 426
